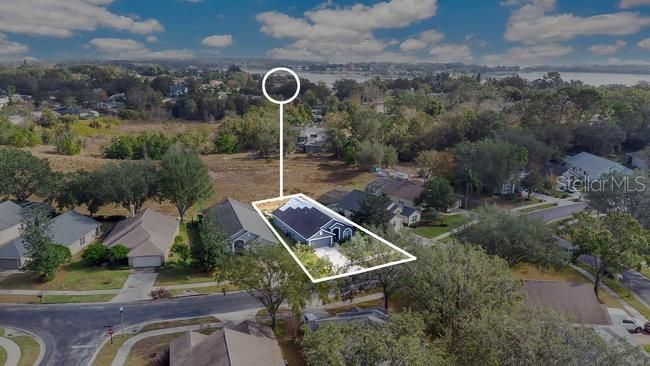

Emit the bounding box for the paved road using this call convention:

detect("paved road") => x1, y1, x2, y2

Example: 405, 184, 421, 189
0, 292, 261, 366
528, 202, 587, 223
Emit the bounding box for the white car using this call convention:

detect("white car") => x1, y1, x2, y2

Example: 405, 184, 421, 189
609, 309, 646, 333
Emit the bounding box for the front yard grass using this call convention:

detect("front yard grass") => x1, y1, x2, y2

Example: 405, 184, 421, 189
0, 256, 130, 291
140, 316, 219, 332
93, 334, 131, 366
0, 328, 42, 366
153, 265, 216, 286
170, 284, 239, 296
44, 294, 115, 303
519, 202, 558, 214
0, 345, 6, 366
411, 214, 465, 239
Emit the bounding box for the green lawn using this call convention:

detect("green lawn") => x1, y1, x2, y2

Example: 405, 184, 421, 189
154, 265, 216, 286
0, 259, 130, 291
411, 214, 466, 239
44, 294, 115, 303
519, 202, 558, 214
170, 284, 239, 296
0, 344, 6, 366
640, 267, 650, 279
140, 316, 219, 332
0, 329, 42, 366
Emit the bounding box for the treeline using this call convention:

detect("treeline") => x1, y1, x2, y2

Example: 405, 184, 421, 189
0, 146, 212, 221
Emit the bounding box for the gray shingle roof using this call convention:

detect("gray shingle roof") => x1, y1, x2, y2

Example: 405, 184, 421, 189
103, 208, 179, 257
273, 198, 333, 239
51, 211, 100, 247
206, 198, 277, 244
0, 201, 22, 232
565, 152, 631, 179
338, 190, 369, 213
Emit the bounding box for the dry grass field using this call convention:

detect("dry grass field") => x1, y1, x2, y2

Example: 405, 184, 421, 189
26, 147, 376, 218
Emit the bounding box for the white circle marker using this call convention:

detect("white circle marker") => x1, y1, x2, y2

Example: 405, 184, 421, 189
262, 67, 301, 105
261, 67, 301, 198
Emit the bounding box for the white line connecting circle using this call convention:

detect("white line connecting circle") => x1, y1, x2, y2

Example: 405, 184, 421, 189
261, 67, 301, 105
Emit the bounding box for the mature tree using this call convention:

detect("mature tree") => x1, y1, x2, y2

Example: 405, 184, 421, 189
584, 171, 650, 228
0, 148, 54, 202
354, 140, 398, 167
570, 212, 650, 297
59, 170, 113, 216
352, 194, 393, 231
192, 212, 230, 272
338, 229, 406, 309
456, 207, 568, 267
455, 165, 481, 209
221, 245, 311, 328
301, 312, 448, 366
520, 170, 545, 198
100, 160, 159, 213
455, 304, 647, 365
416, 176, 454, 212
572, 120, 626, 156
396, 243, 522, 341
415, 150, 455, 181
21, 206, 71, 280
159, 144, 212, 221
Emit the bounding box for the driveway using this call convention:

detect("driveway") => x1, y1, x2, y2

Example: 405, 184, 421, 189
110, 270, 158, 303
314, 246, 352, 269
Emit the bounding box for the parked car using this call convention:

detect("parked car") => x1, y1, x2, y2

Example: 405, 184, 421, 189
620, 317, 646, 333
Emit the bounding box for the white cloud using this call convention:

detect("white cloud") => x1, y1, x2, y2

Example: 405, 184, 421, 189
88, 38, 193, 60
201, 34, 233, 48
0, 0, 163, 38
606, 57, 650, 65
146, 35, 158, 43
481, 43, 573, 66
638, 38, 650, 49
505, 0, 650, 45
429, 43, 473, 63
620, 0, 650, 9
400, 29, 444, 52
0, 33, 29, 55
588, 40, 626, 55
256, 0, 442, 62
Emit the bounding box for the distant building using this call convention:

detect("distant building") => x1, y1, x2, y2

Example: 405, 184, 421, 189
169, 85, 189, 98
626, 150, 648, 170
337, 189, 421, 230
297, 127, 328, 154
562, 152, 631, 181
204, 198, 278, 253
170, 320, 285, 366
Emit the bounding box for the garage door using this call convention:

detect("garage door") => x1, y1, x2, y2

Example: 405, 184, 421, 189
309, 236, 332, 248
0, 258, 20, 270
130, 256, 162, 268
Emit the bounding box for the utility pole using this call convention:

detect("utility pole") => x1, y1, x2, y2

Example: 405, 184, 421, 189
119, 306, 125, 335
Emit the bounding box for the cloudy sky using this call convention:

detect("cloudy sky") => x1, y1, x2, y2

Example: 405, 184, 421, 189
3, 0, 650, 66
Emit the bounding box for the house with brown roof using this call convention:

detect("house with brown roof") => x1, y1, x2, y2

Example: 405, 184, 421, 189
170, 321, 285, 366
523, 280, 612, 325
103, 208, 179, 268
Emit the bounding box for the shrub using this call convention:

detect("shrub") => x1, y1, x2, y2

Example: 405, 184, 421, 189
82, 243, 109, 267
171, 241, 190, 264
152, 349, 170, 366
214, 133, 239, 154
150, 287, 172, 300
109, 245, 129, 265
55, 131, 83, 155
103, 136, 135, 159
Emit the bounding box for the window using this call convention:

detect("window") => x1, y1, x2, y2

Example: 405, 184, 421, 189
80, 236, 86, 245
342, 228, 352, 240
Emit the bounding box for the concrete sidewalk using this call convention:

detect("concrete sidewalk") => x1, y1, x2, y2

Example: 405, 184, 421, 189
0, 335, 21, 366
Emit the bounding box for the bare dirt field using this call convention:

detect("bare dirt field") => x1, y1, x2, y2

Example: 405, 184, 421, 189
26, 150, 376, 218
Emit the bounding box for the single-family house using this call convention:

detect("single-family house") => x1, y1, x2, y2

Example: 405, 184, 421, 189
0, 206, 100, 269
103, 208, 179, 268
303, 307, 389, 331
523, 281, 611, 325
377, 179, 425, 208
626, 150, 648, 170
317, 188, 350, 208
170, 320, 285, 366
337, 189, 421, 230
272, 197, 354, 247
205, 198, 278, 253
297, 127, 327, 154
562, 152, 631, 182
169, 85, 189, 98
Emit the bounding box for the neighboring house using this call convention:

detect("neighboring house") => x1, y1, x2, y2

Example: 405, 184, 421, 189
55, 107, 99, 119
523, 281, 611, 325
50, 210, 101, 255
205, 198, 278, 253
169, 85, 189, 98
297, 127, 327, 154
562, 152, 631, 181
317, 188, 350, 209
103, 208, 179, 268
626, 150, 648, 170
272, 197, 354, 247
170, 320, 285, 366
0, 206, 100, 269
337, 189, 421, 230
303, 307, 389, 331
374, 178, 424, 208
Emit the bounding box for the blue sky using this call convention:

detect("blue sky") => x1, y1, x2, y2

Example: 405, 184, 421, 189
3, 0, 650, 66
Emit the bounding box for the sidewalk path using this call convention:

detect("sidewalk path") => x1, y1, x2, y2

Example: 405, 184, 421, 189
110, 272, 158, 303
0, 335, 21, 366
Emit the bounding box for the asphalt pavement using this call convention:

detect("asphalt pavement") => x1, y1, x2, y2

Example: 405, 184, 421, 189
0, 291, 261, 366
528, 202, 587, 223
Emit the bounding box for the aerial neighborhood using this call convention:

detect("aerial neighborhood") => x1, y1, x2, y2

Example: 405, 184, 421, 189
1, 1, 650, 362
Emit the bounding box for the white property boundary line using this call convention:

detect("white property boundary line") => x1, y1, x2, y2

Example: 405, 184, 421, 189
252, 193, 417, 283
